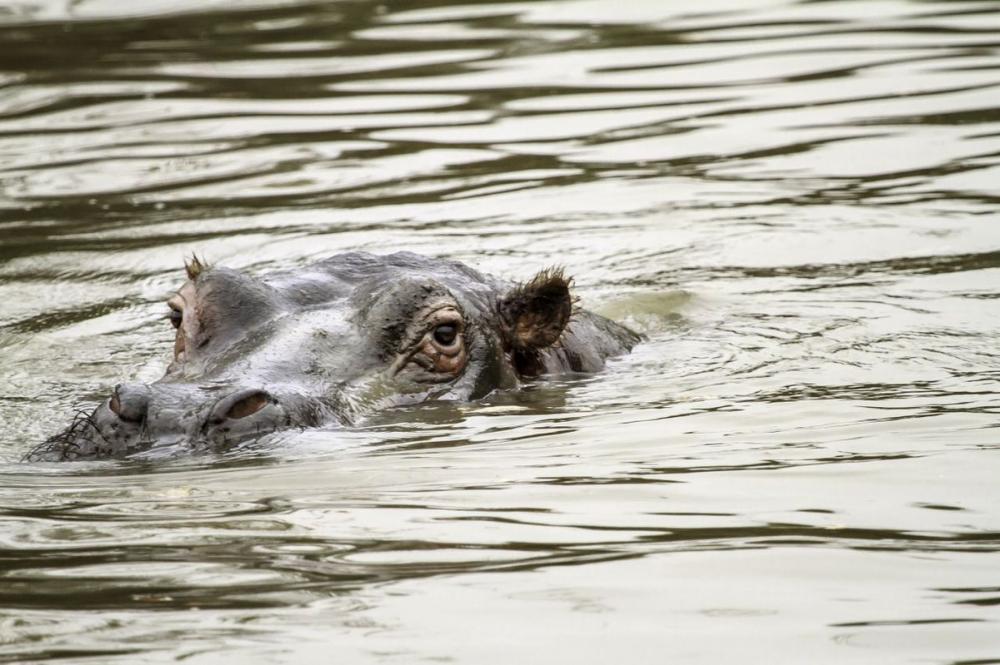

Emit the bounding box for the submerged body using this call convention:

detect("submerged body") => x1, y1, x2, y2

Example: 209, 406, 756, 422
28, 252, 640, 461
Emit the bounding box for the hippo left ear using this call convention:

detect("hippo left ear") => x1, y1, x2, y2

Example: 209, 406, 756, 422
184, 254, 209, 281
499, 268, 573, 351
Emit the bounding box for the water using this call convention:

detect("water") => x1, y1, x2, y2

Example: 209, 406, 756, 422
1, 0, 999, 661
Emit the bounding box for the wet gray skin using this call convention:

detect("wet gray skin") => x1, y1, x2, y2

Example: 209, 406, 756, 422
26, 252, 640, 461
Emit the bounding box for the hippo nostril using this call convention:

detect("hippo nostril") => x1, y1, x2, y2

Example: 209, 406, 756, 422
214, 389, 272, 422
227, 392, 269, 420
108, 383, 150, 423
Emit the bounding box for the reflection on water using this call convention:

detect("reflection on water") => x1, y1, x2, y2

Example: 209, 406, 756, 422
1, 0, 999, 661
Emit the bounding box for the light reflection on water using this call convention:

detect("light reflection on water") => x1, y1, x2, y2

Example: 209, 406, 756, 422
1, 0, 999, 661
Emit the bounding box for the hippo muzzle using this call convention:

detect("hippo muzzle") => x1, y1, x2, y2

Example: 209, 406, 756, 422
39, 382, 307, 460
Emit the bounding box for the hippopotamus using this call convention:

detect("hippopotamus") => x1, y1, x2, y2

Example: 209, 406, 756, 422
26, 252, 641, 461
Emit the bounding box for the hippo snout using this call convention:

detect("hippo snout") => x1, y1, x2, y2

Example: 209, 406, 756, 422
28, 383, 296, 461
108, 383, 289, 439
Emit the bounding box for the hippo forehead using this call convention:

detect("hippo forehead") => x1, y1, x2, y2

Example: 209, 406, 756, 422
189, 252, 502, 342
259, 252, 500, 309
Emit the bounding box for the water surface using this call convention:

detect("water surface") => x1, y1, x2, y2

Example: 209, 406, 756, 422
1, 0, 999, 662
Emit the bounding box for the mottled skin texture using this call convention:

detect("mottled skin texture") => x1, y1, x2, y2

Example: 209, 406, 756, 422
27, 252, 641, 461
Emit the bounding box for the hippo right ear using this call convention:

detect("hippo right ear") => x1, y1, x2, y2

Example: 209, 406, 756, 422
499, 268, 573, 353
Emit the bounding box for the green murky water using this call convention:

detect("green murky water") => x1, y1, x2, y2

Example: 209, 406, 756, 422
1, 0, 998, 662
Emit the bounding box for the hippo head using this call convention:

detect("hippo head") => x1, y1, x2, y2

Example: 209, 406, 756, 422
29, 252, 636, 461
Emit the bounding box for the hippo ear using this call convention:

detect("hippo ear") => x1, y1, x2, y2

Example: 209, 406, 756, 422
184, 254, 209, 281
499, 268, 573, 351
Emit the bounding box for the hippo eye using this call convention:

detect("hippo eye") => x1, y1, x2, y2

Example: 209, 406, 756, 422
433, 324, 458, 347
169, 307, 183, 330
397, 304, 467, 380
